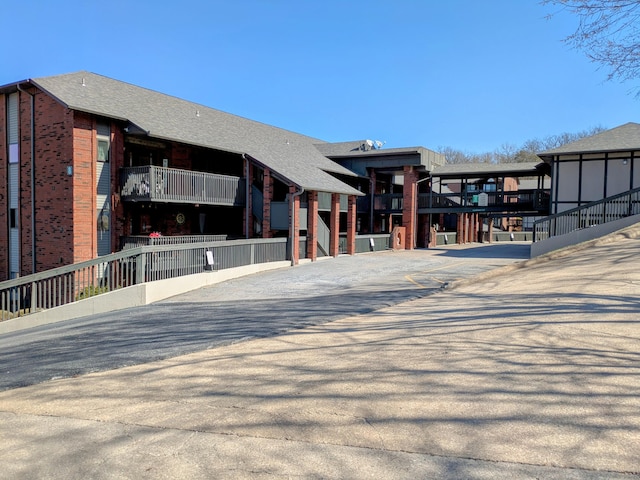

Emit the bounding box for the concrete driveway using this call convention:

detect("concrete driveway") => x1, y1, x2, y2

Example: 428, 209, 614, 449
0, 230, 639, 479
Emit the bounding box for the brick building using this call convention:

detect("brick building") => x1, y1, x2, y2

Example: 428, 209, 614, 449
1, 71, 550, 281
0, 72, 371, 281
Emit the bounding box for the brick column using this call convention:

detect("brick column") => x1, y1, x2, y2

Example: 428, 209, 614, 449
289, 185, 300, 265
346, 194, 357, 255
402, 166, 418, 249
262, 169, 273, 238
457, 214, 463, 244
329, 193, 340, 257
307, 191, 318, 261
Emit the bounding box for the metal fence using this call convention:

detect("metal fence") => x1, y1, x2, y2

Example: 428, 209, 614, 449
0, 234, 392, 322
533, 187, 640, 242
0, 238, 288, 321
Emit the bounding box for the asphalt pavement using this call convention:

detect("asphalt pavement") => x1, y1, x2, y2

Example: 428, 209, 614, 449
1, 230, 639, 479
0, 243, 528, 392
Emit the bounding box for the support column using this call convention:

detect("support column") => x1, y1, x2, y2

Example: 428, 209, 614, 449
329, 193, 340, 257
289, 185, 300, 265
402, 166, 418, 250
471, 213, 478, 242
346, 194, 357, 255
262, 169, 273, 238
457, 214, 463, 245
473, 213, 482, 243
488, 217, 494, 243
307, 191, 319, 261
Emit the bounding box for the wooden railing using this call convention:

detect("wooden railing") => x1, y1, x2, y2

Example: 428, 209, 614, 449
120, 166, 245, 206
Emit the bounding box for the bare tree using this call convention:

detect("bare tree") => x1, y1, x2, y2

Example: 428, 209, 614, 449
438, 125, 606, 164
543, 0, 640, 92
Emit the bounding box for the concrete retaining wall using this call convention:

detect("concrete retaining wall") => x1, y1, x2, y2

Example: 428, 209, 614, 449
531, 214, 640, 257
0, 261, 290, 334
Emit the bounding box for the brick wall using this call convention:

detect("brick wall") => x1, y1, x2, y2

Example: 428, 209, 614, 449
19, 90, 34, 274
71, 112, 97, 264
33, 93, 76, 270
111, 125, 125, 247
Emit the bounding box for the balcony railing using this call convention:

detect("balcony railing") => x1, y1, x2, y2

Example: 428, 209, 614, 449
417, 190, 549, 212
120, 166, 246, 206
121, 235, 232, 250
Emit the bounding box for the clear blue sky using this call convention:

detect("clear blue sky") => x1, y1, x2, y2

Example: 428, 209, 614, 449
2, 0, 637, 153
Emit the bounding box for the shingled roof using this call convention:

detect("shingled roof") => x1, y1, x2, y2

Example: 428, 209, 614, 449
432, 161, 545, 178
538, 122, 640, 160
27, 71, 361, 196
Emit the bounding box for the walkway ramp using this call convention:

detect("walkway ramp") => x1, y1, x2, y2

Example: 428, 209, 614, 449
532, 186, 640, 257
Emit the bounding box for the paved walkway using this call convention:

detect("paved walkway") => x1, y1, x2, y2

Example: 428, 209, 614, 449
1, 227, 640, 479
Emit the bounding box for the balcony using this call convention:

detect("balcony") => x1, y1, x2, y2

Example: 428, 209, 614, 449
417, 190, 550, 213
120, 166, 246, 206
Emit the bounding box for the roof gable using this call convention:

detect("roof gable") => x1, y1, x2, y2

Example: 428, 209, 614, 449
539, 122, 640, 157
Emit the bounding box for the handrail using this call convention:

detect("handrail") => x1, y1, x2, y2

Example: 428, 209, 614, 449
533, 186, 640, 242
0, 234, 391, 322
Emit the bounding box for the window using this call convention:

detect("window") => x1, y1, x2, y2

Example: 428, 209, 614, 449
97, 139, 109, 162
9, 209, 17, 228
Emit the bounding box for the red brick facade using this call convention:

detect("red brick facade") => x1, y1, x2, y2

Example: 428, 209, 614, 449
0, 89, 126, 279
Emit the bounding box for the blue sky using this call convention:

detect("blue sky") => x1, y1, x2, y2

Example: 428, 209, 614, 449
2, 0, 637, 153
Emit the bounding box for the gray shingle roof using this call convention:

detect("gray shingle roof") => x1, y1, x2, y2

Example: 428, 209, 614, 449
315, 140, 444, 161
432, 162, 545, 177
538, 122, 640, 158
30, 71, 362, 195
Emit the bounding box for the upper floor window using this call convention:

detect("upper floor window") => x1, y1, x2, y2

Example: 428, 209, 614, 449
97, 122, 110, 162
97, 139, 109, 162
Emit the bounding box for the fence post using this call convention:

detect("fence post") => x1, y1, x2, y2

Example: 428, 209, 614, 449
30, 282, 37, 313
136, 253, 146, 284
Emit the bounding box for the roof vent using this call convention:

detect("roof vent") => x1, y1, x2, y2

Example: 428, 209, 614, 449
196, 110, 200, 117
81, 77, 86, 87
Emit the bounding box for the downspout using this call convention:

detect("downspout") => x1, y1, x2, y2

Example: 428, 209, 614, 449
290, 186, 305, 266
17, 84, 36, 274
